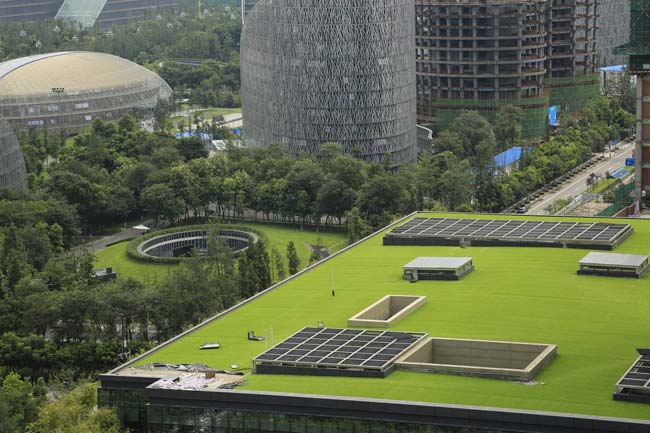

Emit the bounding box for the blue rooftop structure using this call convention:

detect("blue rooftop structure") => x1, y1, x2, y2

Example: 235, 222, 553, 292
494, 146, 523, 169
610, 167, 631, 179
599, 64, 627, 72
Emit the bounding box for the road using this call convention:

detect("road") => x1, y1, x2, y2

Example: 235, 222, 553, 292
526, 141, 635, 215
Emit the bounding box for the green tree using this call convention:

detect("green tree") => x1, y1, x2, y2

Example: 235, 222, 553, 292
237, 254, 259, 298
140, 183, 185, 225
246, 240, 271, 290
286, 241, 300, 275
494, 105, 524, 151
345, 207, 371, 243
271, 247, 286, 281
0, 373, 46, 433
26, 382, 120, 433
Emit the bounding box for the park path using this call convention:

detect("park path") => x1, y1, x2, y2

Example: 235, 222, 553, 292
72, 224, 152, 255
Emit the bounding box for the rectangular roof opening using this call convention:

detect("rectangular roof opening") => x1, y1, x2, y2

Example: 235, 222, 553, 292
348, 295, 426, 328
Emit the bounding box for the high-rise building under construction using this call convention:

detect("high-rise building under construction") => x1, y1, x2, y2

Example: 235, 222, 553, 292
416, 0, 599, 139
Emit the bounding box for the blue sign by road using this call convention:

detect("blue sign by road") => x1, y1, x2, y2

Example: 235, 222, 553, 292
625, 157, 635, 167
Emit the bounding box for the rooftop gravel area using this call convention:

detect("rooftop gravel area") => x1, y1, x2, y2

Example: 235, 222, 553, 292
128, 213, 650, 420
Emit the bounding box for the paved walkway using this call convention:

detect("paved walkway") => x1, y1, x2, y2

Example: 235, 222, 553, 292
73, 224, 151, 255
526, 142, 635, 215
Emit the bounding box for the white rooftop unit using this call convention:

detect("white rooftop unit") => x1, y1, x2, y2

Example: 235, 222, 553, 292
578, 252, 649, 278
403, 257, 474, 281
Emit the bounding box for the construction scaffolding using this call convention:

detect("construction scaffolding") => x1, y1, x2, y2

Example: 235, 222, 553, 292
416, 0, 548, 139
615, 0, 650, 205
416, 0, 599, 138
546, 73, 600, 113
433, 95, 549, 139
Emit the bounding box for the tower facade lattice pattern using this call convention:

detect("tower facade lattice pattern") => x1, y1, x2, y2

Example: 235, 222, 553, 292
597, 0, 629, 66
240, 0, 418, 166
0, 116, 27, 191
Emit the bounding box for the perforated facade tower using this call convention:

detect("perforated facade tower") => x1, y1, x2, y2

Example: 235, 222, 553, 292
597, 0, 629, 66
545, 0, 600, 112
416, 0, 548, 138
0, 116, 27, 191
240, 0, 418, 166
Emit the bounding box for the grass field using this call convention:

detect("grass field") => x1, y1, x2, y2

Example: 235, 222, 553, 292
94, 222, 348, 282
129, 213, 650, 420
170, 107, 241, 126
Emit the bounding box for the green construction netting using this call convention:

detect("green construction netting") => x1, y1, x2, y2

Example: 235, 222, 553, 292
433, 95, 549, 140
546, 74, 600, 114
616, 0, 650, 54
597, 182, 635, 216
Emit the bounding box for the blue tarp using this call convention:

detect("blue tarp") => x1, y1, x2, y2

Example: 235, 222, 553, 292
548, 105, 559, 127
175, 132, 213, 141
599, 64, 626, 72
494, 146, 522, 168
610, 167, 630, 179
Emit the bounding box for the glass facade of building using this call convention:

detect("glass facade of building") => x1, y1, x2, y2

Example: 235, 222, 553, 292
98, 388, 516, 433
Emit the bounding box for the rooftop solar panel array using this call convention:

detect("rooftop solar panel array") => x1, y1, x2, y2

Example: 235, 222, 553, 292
614, 349, 650, 404
252, 327, 427, 377
384, 218, 632, 250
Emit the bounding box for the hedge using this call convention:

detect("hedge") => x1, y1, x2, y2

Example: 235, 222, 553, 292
126, 224, 267, 264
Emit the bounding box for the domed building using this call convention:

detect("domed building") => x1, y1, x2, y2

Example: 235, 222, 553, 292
240, 0, 418, 166
0, 51, 172, 134
0, 116, 27, 191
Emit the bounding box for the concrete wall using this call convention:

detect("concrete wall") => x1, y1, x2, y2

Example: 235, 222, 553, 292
397, 337, 557, 381
348, 295, 426, 328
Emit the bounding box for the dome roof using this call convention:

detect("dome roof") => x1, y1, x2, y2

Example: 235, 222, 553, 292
0, 51, 172, 98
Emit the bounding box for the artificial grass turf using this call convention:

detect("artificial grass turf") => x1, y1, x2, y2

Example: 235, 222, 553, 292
94, 222, 348, 282
129, 213, 650, 420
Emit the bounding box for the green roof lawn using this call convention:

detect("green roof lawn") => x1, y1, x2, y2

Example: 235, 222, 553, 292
130, 213, 650, 420
95, 222, 348, 282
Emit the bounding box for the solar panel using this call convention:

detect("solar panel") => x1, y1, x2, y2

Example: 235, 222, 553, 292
614, 349, 650, 404
384, 218, 632, 250
252, 327, 427, 378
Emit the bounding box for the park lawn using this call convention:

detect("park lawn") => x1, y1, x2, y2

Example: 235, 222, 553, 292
94, 241, 175, 284
241, 222, 348, 273
94, 223, 348, 282
199, 107, 241, 119
130, 213, 650, 421
170, 107, 241, 124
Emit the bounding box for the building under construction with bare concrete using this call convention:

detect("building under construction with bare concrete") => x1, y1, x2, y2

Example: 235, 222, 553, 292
545, 0, 599, 113
416, 0, 600, 139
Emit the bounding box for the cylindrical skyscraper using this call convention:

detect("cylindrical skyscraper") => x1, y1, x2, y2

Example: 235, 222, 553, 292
0, 115, 27, 191
241, 0, 418, 166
